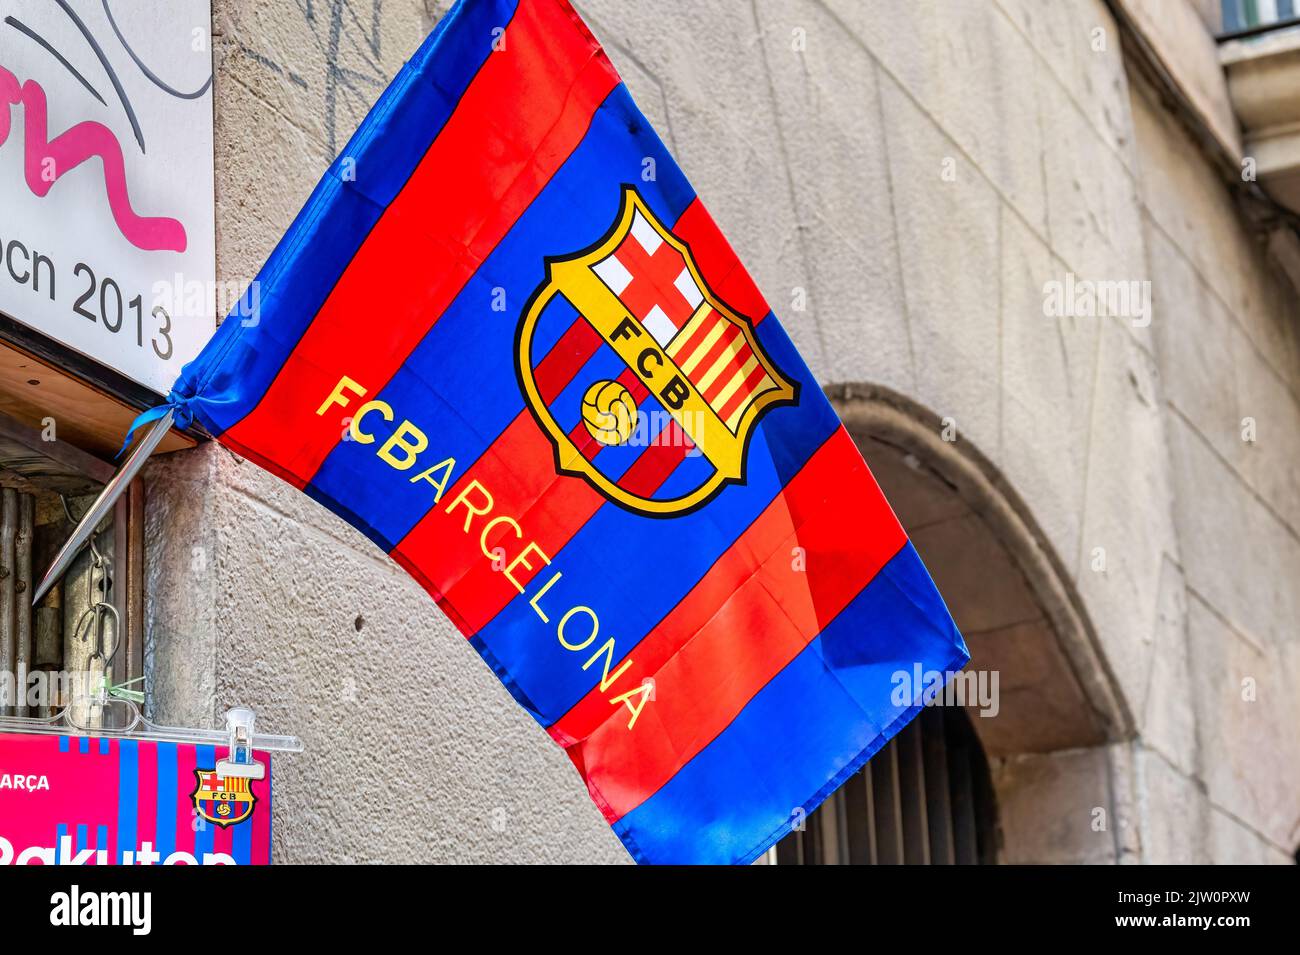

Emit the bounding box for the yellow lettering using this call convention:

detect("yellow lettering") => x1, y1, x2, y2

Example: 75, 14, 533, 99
529, 571, 562, 622
447, 480, 493, 533
317, 375, 366, 416
558, 606, 599, 652
504, 541, 550, 593
582, 638, 634, 692
610, 680, 653, 730
480, 515, 522, 561
349, 400, 393, 444
409, 458, 456, 502
377, 421, 428, 470
332, 387, 663, 724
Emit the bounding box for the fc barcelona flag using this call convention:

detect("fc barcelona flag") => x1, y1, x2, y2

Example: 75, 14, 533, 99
152, 0, 967, 863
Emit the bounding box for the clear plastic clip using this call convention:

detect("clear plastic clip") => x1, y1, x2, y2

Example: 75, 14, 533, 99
216, 706, 265, 780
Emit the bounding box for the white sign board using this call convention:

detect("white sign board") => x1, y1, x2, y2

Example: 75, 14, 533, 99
0, 0, 215, 394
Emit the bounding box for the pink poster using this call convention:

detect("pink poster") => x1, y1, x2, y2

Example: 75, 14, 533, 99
0, 731, 271, 865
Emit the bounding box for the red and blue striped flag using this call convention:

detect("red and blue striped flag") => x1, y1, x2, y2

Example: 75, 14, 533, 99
152, 0, 967, 863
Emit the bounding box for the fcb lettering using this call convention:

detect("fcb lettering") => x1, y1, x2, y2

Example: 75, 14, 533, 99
518, 185, 797, 516
316, 375, 651, 727
192, 769, 257, 828
144, 0, 967, 863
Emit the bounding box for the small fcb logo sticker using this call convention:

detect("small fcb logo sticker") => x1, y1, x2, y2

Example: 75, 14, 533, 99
192, 769, 257, 828
517, 185, 797, 516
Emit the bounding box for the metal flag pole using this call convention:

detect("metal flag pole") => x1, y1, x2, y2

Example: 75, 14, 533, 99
31, 409, 176, 606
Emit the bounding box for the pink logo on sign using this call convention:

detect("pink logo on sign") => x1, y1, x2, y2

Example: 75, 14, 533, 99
0, 65, 187, 253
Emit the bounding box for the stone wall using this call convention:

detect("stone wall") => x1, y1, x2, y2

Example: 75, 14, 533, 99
146, 0, 629, 864
144, 0, 1299, 864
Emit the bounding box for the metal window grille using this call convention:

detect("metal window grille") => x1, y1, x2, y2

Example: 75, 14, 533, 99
775, 705, 999, 865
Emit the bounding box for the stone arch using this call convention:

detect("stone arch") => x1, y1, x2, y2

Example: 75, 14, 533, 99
829, 382, 1136, 863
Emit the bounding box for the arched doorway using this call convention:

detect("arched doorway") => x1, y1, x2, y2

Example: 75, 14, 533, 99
775, 384, 1133, 864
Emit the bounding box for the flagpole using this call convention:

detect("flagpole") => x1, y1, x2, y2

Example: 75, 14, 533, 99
31, 410, 176, 606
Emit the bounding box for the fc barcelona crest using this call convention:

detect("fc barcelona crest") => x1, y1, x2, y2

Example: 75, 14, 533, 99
192, 768, 257, 828
517, 186, 797, 516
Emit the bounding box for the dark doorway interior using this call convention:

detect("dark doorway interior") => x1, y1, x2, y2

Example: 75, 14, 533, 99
775, 705, 1000, 864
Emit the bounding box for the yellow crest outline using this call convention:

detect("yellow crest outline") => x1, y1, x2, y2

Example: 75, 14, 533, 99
516, 185, 797, 517
191, 768, 257, 829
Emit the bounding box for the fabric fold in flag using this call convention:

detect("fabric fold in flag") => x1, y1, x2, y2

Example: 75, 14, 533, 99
156, 0, 967, 864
